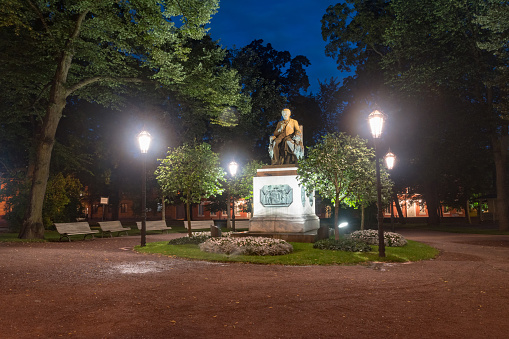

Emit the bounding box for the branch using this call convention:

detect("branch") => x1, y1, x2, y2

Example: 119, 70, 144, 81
368, 43, 384, 58
69, 10, 88, 42
25, 0, 52, 37
66, 77, 152, 96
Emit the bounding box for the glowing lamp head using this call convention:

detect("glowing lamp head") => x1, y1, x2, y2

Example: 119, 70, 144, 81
137, 130, 152, 154
338, 222, 348, 228
229, 161, 238, 177
384, 151, 396, 170
368, 109, 385, 139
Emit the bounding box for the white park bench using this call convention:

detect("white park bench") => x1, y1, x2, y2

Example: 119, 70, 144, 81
54, 222, 99, 242
98, 221, 131, 237
188, 220, 214, 229
136, 220, 172, 233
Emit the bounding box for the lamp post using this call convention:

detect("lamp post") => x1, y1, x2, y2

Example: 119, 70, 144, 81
368, 109, 386, 257
228, 161, 238, 231
385, 151, 396, 232
138, 129, 151, 247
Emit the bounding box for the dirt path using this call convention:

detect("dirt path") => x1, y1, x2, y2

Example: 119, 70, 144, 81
1, 230, 509, 338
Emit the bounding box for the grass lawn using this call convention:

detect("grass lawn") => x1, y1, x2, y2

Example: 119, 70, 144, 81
134, 239, 439, 265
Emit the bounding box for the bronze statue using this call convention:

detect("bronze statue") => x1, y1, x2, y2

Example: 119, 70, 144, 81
268, 108, 304, 165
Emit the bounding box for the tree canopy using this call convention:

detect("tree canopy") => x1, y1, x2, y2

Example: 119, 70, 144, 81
321, 0, 506, 228
155, 143, 225, 236
298, 133, 389, 239
0, 0, 249, 239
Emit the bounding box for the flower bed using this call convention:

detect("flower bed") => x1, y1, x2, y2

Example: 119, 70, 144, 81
313, 238, 372, 252
347, 230, 407, 247
199, 236, 293, 256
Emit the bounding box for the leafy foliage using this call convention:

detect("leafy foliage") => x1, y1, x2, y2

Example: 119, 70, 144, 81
298, 132, 392, 237
0, 0, 250, 239
1, 172, 82, 231
313, 238, 372, 252
155, 143, 225, 236
42, 173, 83, 228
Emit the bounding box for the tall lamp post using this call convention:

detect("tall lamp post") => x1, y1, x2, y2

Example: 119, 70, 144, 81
385, 151, 396, 232
138, 129, 152, 247
228, 161, 238, 231
368, 109, 386, 257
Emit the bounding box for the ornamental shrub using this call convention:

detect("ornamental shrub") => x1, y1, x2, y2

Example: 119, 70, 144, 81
168, 232, 211, 245
313, 238, 372, 252
347, 230, 407, 247
199, 236, 293, 256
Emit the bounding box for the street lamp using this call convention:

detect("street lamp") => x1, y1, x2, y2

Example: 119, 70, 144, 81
368, 109, 386, 257
385, 150, 396, 232
384, 151, 396, 170
227, 161, 238, 231
138, 129, 152, 247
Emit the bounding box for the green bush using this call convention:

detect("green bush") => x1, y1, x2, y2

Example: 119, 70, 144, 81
313, 238, 372, 252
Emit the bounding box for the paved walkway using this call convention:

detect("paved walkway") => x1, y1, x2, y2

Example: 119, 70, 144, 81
1, 230, 509, 338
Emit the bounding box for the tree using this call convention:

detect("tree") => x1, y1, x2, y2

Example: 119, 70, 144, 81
212, 40, 311, 161
321, 0, 501, 228
348, 159, 393, 230
381, 0, 507, 229
228, 160, 265, 229
298, 133, 380, 239
155, 143, 225, 237
207, 160, 264, 229
0, 0, 248, 239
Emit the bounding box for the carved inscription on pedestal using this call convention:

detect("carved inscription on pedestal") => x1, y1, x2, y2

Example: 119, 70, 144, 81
260, 184, 293, 207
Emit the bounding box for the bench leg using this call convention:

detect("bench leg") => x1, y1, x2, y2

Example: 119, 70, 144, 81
83, 234, 95, 240
59, 235, 71, 242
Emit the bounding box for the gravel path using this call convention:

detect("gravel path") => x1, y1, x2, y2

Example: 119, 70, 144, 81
1, 230, 509, 338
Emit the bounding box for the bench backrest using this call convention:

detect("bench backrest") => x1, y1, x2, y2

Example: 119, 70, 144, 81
98, 221, 123, 231
55, 222, 92, 233
136, 220, 168, 230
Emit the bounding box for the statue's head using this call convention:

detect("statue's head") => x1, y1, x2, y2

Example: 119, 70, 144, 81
281, 108, 291, 121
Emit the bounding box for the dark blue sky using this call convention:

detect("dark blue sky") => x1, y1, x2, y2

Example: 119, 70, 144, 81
208, 1, 350, 94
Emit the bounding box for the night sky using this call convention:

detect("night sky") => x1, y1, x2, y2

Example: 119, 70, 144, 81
208, 0, 350, 94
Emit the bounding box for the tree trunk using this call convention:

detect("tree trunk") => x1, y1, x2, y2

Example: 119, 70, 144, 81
334, 201, 340, 240
392, 192, 405, 224
186, 191, 192, 237
19, 13, 87, 239
19, 77, 68, 239
493, 135, 509, 231
360, 202, 365, 231
424, 183, 440, 225
162, 196, 166, 220
465, 199, 471, 224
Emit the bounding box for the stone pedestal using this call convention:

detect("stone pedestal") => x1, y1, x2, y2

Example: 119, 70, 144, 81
249, 165, 320, 234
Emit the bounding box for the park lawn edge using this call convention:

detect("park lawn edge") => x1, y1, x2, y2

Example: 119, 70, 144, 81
134, 239, 439, 266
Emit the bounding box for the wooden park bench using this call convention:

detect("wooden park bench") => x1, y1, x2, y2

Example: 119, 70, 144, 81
188, 220, 214, 229
98, 221, 131, 237
54, 222, 99, 242
136, 220, 172, 234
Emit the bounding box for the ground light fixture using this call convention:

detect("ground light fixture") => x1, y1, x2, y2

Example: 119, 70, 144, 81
338, 222, 348, 228
368, 109, 386, 257
137, 129, 152, 247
